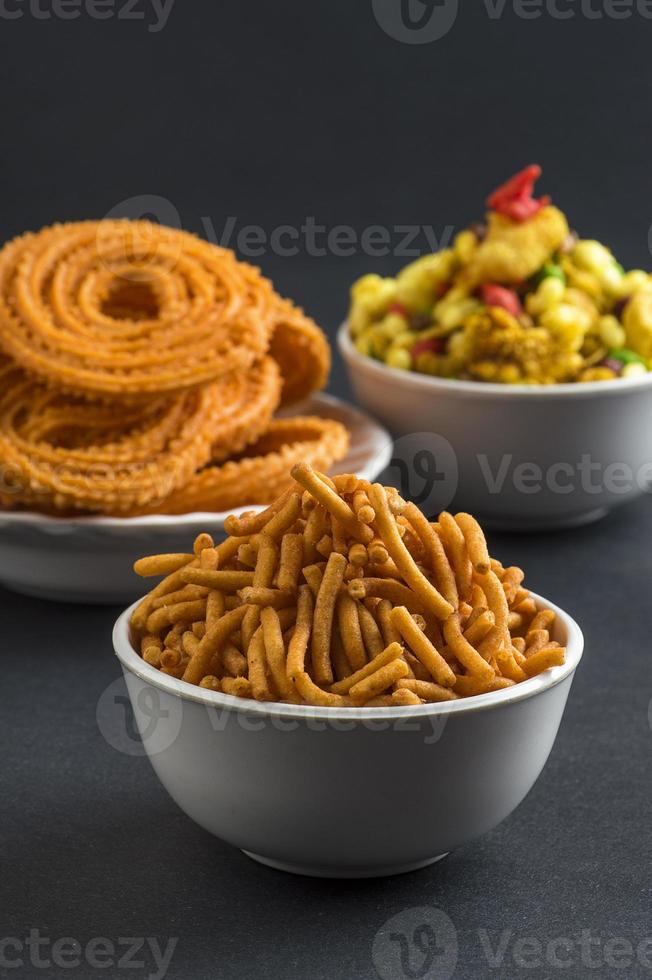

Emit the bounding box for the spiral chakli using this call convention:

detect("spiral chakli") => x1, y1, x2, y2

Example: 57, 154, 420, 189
269, 297, 331, 406
0, 221, 276, 399
0, 357, 282, 514
208, 356, 281, 462
130, 417, 350, 515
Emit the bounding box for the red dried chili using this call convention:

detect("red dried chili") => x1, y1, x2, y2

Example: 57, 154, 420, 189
487, 165, 551, 222
480, 284, 523, 317
411, 337, 446, 359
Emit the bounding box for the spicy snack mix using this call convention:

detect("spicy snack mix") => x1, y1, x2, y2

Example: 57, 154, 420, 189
131, 464, 565, 707
349, 166, 652, 384
0, 221, 344, 515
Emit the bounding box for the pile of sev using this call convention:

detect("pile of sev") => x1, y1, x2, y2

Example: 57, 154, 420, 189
131, 464, 566, 707
0, 221, 342, 515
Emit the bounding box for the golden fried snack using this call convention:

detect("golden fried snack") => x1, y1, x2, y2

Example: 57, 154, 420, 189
458, 206, 569, 289
442, 613, 494, 683
286, 585, 314, 681
395, 679, 458, 703
0, 362, 221, 513
0, 218, 341, 518
454, 513, 491, 575
312, 552, 347, 685
349, 658, 409, 704
268, 297, 331, 405
241, 532, 278, 652
0, 221, 276, 399
437, 513, 473, 602
403, 502, 458, 607
331, 641, 404, 696
391, 606, 456, 688
224, 487, 295, 537
292, 462, 373, 544
261, 606, 291, 698
336, 593, 367, 671
523, 645, 565, 676
209, 357, 281, 463
277, 533, 304, 593
134, 554, 194, 577
134, 417, 349, 515
132, 465, 566, 706
369, 484, 453, 620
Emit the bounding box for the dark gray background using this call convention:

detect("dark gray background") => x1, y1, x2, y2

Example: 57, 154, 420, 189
1, 2, 652, 979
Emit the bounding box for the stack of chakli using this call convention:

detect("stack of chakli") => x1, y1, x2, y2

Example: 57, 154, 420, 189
0, 220, 348, 515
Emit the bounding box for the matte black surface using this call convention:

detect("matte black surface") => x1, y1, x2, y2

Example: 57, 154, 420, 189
1, 2, 652, 978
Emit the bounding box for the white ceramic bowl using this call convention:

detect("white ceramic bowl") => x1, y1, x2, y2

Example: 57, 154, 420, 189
0, 394, 391, 604
338, 323, 652, 530
113, 592, 583, 879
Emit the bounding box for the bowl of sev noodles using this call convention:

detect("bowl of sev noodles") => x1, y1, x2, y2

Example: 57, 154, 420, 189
113, 469, 584, 878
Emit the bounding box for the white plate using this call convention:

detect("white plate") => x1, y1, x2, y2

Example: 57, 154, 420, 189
0, 394, 392, 604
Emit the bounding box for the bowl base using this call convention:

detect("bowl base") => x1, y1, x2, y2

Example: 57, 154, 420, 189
241, 850, 449, 879
477, 506, 609, 533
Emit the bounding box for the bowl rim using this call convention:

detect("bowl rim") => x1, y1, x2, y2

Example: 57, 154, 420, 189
113, 590, 584, 721
337, 320, 652, 400
0, 505, 255, 531
0, 392, 393, 531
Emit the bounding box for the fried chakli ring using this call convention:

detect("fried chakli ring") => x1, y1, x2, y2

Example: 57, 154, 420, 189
268, 297, 331, 405
133, 416, 350, 515
0, 221, 275, 399
0, 358, 279, 514
209, 357, 281, 463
